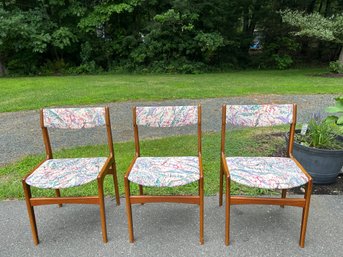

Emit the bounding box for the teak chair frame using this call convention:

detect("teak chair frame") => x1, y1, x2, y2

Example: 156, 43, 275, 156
219, 104, 313, 247
22, 107, 120, 245
124, 105, 204, 244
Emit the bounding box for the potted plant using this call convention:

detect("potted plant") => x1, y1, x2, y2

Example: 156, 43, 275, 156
292, 97, 343, 184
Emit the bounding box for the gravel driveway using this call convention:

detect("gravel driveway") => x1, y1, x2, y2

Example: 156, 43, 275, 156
0, 94, 337, 166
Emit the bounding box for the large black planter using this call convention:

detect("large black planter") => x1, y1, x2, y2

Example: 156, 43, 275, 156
292, 132, 343, 184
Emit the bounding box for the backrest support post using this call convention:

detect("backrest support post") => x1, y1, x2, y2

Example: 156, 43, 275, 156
197, 105, 202, 155
133, 107, 141, 156
40, 109, 53, 159
221, 105, 227, 154
287, 104, 297, 157
105, 107, 115, 158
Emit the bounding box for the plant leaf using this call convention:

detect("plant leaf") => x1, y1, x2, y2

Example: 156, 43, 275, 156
325, 106, 342, 113
337, 116, 343, 125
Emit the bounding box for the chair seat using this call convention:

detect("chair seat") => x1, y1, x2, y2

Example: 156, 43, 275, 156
26, 157, 108, 189
128, 157, 200, 187
226, 157, 308, 189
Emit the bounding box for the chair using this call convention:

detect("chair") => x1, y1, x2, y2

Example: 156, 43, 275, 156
124, 105, 204, 244
219, 104, 312, 247
22, 107, 120, 245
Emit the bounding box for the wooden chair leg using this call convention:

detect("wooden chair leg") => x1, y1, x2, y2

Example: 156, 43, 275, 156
280, 189, 287, 208
112, 164, 120, 206
55, 189, 62, 207
22, 182, 39, 245
299, 181, 312, 248
219, 162, 224, 207
225, 177, 231, 246
98, 180, 108, 243
199, 178, 204, 245
139, 185, 144, 205
198, 180, 200, 195
125, 178, 134, 243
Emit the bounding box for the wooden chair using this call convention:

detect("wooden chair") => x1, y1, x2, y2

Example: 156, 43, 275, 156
22, 107, 120, 245
124, 105, 204, 244
219, 104, 312, 247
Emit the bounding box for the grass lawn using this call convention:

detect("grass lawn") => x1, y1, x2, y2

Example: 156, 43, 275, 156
1, 69, 342, 113
0, 128, 286, 200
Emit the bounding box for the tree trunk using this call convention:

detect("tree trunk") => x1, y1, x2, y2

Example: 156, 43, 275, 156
338, 46, 343, 65
0, 57, 6, 76
324, 0, 331, 17
307, 0, 317, 13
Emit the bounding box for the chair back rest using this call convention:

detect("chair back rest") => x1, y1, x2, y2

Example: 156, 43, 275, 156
135, 106, 198, 127
43, 107, 106, 129
225, 104, 294, 127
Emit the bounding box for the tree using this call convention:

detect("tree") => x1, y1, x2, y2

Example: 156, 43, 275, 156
1, 0, 343, 75
281, 10, 343, 64
0, 1, 82, 75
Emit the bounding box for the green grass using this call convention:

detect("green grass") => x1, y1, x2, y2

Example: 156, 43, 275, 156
1, 69, 342, 112
0, 128, 286, 200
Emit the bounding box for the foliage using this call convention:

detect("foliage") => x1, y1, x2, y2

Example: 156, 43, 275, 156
271, 54, 293, 70
78, 0, 140, 32
329, 61, 343, 73
0, 1, 80, 74
296, 117, 343, 149
281, 10, 343, 43
296, 96, 343, 148
281, 9, 343, 66
40, 59, 69, 75
68, 61, 103, 74
1, 1, 343, 74
325, 96, 343, 134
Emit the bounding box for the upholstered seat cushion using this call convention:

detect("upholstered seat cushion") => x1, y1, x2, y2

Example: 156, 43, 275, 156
26, 157, 108, 189
226, 157, 308, 189
128, 157, 200, 187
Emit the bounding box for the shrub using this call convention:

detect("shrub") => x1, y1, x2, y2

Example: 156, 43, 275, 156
40, 59, 69, 75
329, 61, 343, 74
68, 61, 103, 74
272, 54, 293, 70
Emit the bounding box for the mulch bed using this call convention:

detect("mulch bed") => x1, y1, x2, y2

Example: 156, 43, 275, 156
312, 73, 343, 78
291, 175, 343, 195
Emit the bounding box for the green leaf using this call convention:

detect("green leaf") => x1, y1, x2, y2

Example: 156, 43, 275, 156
326, 106, 343, 113
325, 115, 338, 123
337, 116, 343, 125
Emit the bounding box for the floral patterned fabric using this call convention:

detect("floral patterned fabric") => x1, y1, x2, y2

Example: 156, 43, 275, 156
226, 104, 293, 127
226, 157, 308, 189
136, 106, 198, 127
43, 108, 106, 129
26, 157, 108, 189
128, 157, 200, 187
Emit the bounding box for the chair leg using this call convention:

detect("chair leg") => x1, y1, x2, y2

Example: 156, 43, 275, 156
22, 182, 39, 245
219, 162, 224, 207
55, 189, 62, 207
199, 178, 204, 245
98, 180, 108, 243
139, 185, 144, 205
125, 178, 134, 243
280, 189, 287, 208
112, 164, 120, 206
299, 181, 312, 248
225, 177, 231, 246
